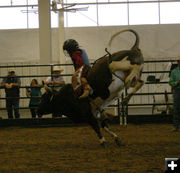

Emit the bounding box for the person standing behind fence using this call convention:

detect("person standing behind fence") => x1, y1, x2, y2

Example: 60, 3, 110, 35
45, 66, 65, 118
45, 66, 65, 92
26, 79, 42, 118
169, 55, 180, 132
1, 69, 21, 119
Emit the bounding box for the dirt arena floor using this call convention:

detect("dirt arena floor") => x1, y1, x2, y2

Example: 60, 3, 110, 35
0, 123, 179, 173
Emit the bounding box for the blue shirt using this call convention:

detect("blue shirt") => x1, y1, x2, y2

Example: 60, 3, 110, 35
81, 49, 90, 66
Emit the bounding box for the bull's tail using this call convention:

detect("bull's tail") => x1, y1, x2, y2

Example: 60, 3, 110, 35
108, 29, 140, 51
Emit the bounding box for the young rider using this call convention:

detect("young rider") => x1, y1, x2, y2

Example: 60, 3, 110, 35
63, 39, 90, 71
63, 39, 92, 98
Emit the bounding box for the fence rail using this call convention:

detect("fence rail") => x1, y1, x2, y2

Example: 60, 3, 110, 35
0, 59, 175, 123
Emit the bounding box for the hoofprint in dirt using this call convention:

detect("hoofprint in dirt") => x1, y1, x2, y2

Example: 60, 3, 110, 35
0, 124, 179, 173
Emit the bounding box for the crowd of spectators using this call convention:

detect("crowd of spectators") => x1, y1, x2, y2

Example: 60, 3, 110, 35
0, 66, 65, 119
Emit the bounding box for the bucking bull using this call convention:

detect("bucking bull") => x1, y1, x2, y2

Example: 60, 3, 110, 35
37, 29, 144, 147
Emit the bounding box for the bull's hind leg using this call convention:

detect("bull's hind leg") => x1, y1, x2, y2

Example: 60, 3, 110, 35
109, 58, 141, 85
123, 79, 144, 105
101, 119, 122, 146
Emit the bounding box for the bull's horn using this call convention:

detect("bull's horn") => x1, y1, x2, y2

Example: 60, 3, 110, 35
44, 84, 52, 92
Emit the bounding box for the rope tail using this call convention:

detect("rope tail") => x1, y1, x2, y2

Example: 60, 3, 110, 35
108, 29, 140, 50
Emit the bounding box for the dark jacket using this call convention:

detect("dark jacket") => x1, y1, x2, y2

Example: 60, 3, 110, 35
1, 75, 21, 97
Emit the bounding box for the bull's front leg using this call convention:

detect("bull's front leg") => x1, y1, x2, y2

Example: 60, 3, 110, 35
88, 115, 106, 147
90, 98, 122, 146
100, 118, 122, 146
90, 97, 116, 121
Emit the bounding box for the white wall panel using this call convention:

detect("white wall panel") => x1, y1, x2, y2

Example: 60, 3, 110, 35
0, 30, 39, 62
0, 24, 180, 63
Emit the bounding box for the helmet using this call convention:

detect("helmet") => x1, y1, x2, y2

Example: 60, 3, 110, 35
63, 39, 79, 53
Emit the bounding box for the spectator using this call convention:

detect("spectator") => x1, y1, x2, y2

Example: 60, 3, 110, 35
1, 68, 21, 119
45, 66, 65, 118
169, 55, 180, 132
26, 79, 42, 118
45, 66, 65, 92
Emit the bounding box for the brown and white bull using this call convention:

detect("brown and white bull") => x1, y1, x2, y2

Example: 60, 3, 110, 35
37, 29, 144, 147
72, 29, 144, 120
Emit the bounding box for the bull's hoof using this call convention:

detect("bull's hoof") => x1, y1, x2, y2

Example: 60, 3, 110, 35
38, 115, 42, 118
115, 137, 123, 147
99, 137, 107, 148
100, 141, 107, 148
